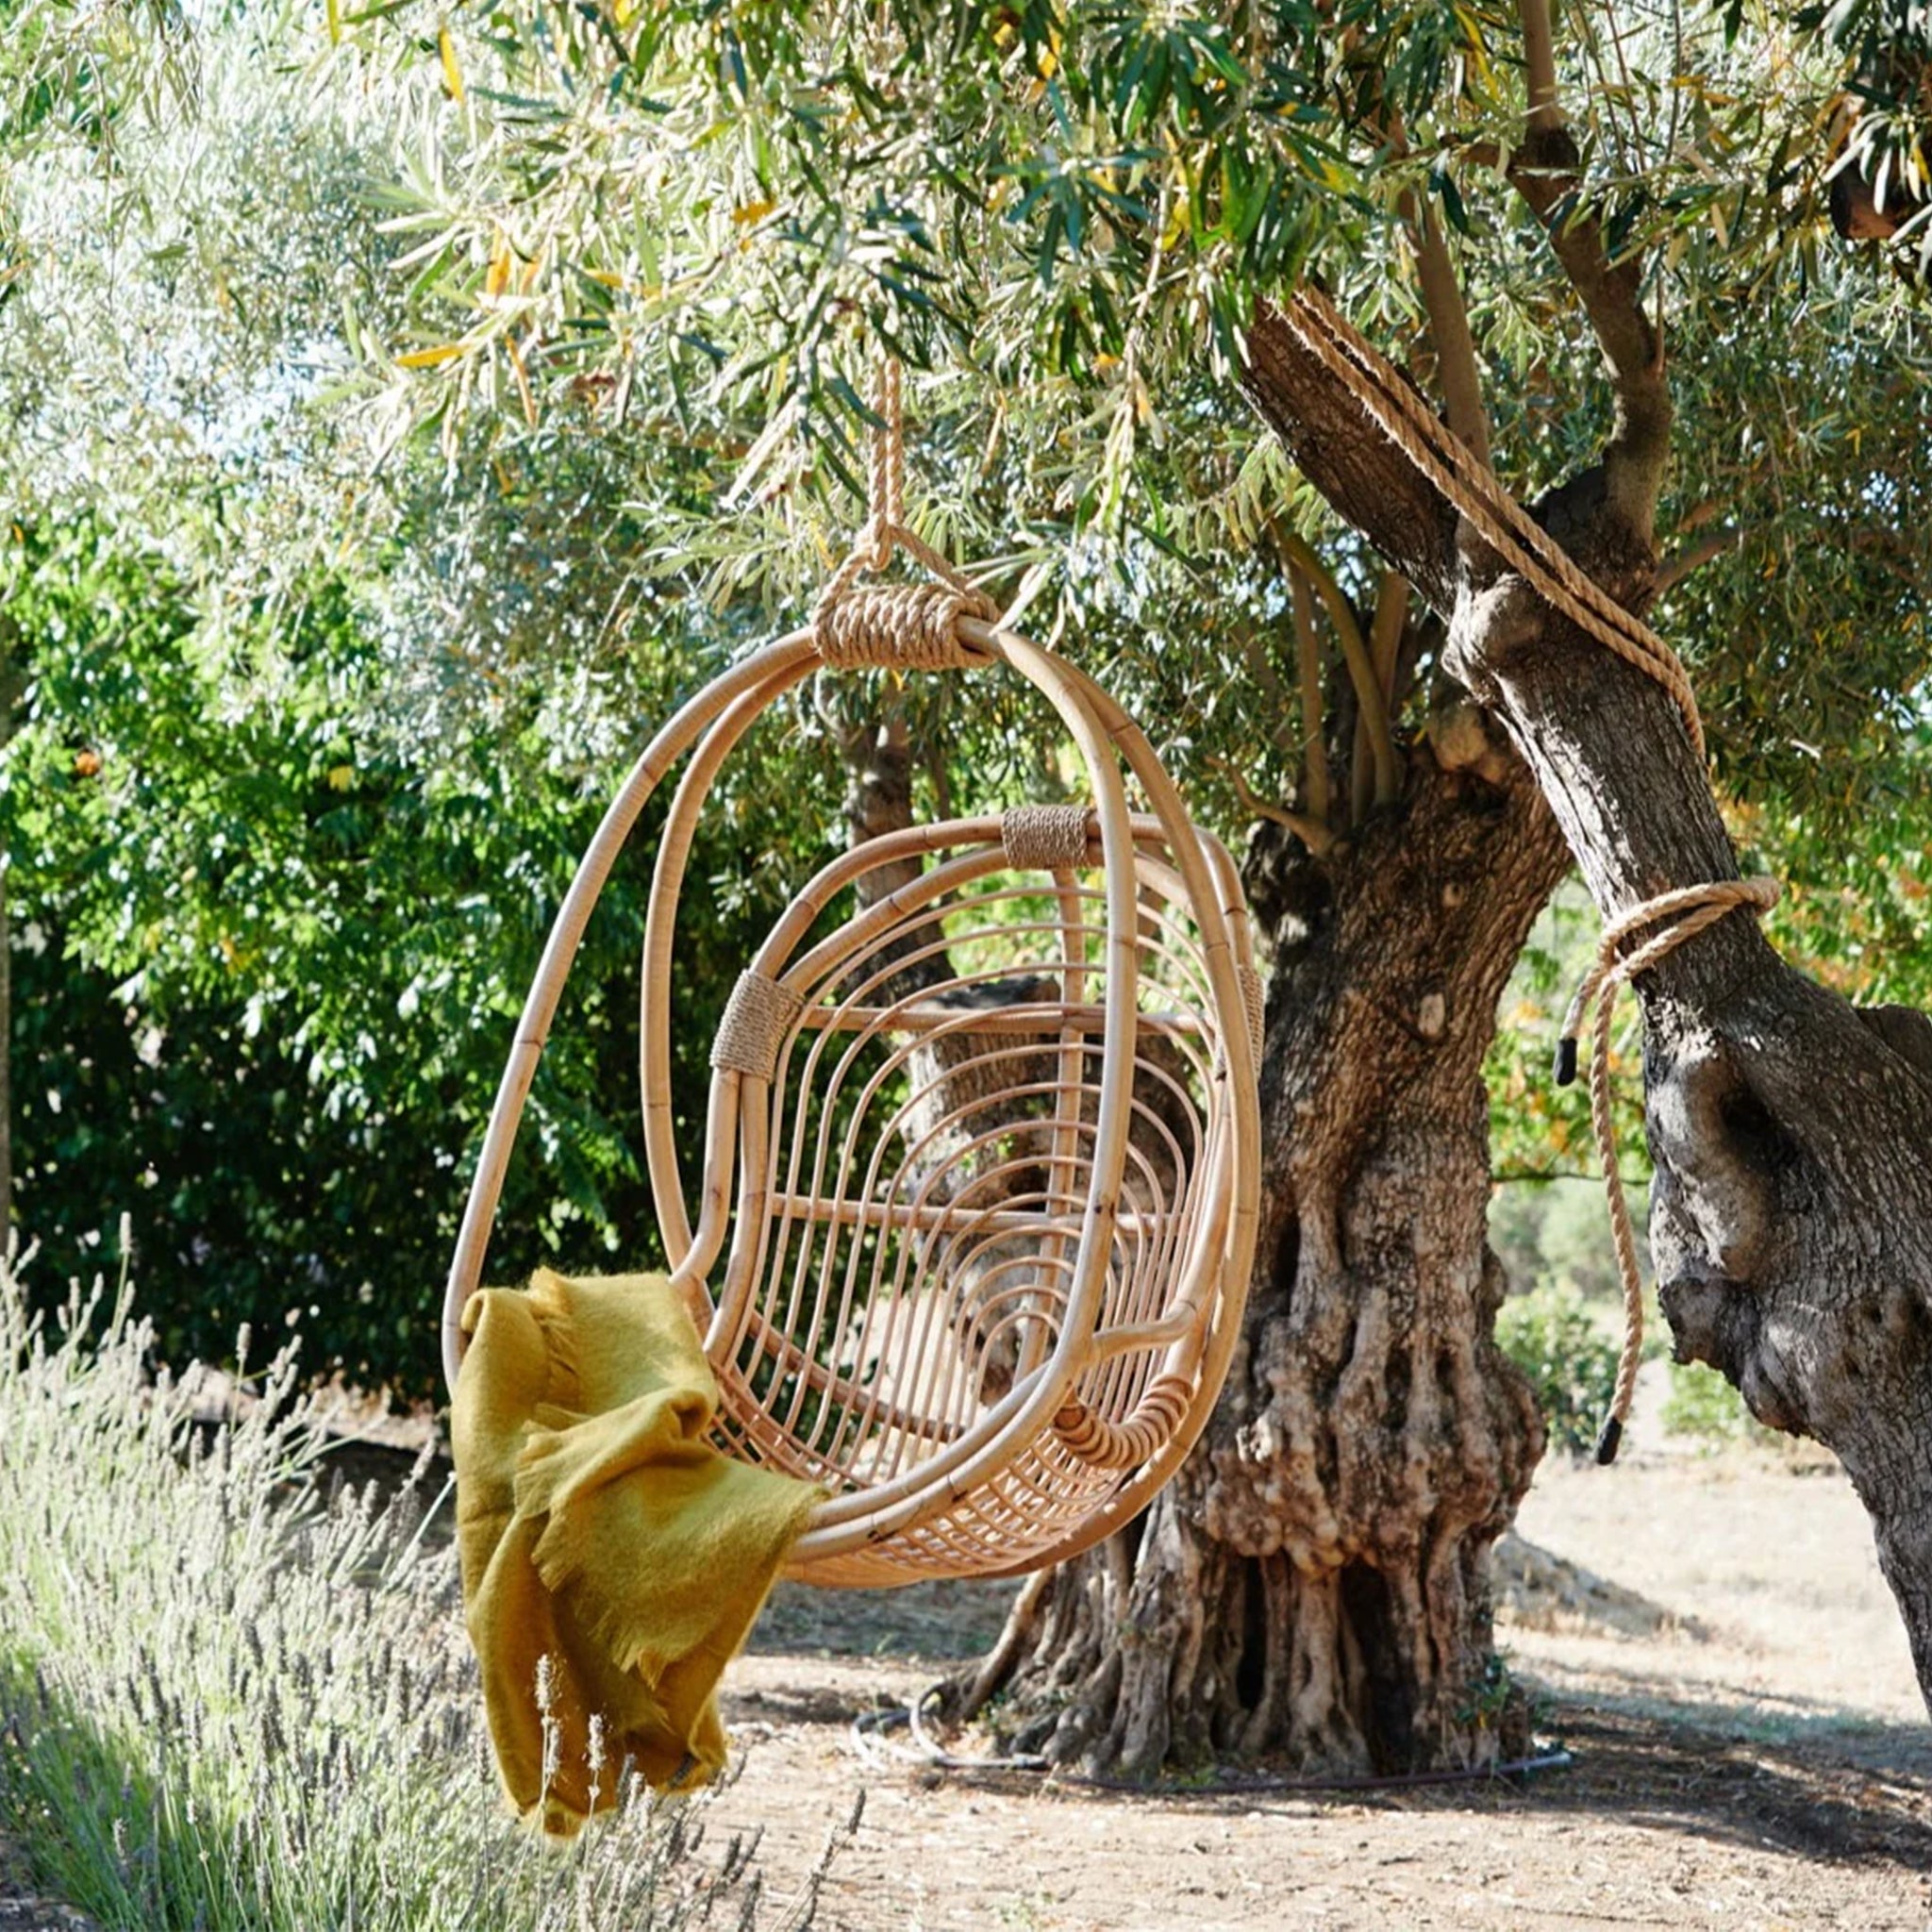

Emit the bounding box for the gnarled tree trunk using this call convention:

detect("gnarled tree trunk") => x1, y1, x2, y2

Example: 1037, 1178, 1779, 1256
1238, 263, 1932, 1712
1447, 526, 1932, 1708
955, 741, 1568, 1777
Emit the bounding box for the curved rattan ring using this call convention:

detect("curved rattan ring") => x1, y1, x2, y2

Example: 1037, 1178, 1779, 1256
443, 611, 1260, 1585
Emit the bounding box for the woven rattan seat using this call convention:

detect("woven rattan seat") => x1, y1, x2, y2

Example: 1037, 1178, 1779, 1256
442, 591, 1258, 1585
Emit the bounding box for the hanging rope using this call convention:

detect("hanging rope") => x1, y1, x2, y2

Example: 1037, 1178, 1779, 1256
1554, 876, 1781, 1462
1276, 288, 1705, 758
1274, 286, 1790, 1462
812, 358, 997, 670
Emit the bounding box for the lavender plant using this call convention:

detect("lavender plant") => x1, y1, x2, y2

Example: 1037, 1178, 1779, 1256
0, 1240, 846, 1930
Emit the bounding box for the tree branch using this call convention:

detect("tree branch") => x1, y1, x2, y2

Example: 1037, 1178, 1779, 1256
1353, 571, 1411, 824
1374, 103, 1490, 470
1209, 755, 1336, 858
1517, 0, 1563, 138
1656, 525, 1743, 591
1234, 615, 1299, 754
1275, 525, 1401, 810
1288, 562, 1333, 827
1507, 6, 1671, 537
1403, 186, 1491, 470
1241, 303, 1460, 611
1368, 570, 1410, 701
1407, 199, 1492, 468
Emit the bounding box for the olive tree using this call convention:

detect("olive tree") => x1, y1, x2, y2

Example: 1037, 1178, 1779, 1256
337, 0, 1929, 1772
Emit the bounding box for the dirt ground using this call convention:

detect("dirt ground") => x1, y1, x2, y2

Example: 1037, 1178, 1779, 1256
8, 1378, 1929, 1930
717, 1410, 1932, 1931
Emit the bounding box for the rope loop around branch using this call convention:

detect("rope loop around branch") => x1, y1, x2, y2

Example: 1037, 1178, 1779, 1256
1556, 876, 1781, 1463
1285, 290, 1789, 1464
1280, 287, 1706, 758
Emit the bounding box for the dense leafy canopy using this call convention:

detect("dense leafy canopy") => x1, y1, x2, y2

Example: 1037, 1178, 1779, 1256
2, 516, 842, 1380
332, 0, 1929, 848
1, 0, 1927, 1381
342, 0, 1932, 1141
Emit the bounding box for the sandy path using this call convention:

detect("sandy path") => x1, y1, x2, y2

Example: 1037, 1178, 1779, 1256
1508, 1447, 1922, 1729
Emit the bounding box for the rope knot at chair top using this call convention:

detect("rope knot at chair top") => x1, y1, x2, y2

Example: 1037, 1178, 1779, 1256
809, 358, 1000, 674
815, 580, 996, 672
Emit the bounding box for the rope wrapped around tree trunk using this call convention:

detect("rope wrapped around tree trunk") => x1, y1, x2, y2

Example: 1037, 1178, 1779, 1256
1278, 288, 1706, 758
1277, 285, 1783, 1462
1556, 877, 1782, 1461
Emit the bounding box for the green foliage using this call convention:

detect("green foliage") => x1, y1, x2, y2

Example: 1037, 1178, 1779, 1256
342, 0, 1844, 441
1494, 1283, 1620, 1457
0, 1249, 846, 1928
1660, 1357, 1779, 1448
332, 0, 1932, 975
1453, 1648, 1536, 1739
1490, 1177, 1654, 1307
1803, 0, 1932, 274
329, 0, 1915, 577
5, 0, 1930, 1413
1484, 881, 1660, 1194
4, 521, 829, 1391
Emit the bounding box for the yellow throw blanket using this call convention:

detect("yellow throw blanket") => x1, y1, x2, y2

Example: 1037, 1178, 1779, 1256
452, 1268, 824, 1835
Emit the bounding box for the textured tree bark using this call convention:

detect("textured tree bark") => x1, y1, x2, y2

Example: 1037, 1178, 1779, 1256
1446, 571, 1932, 1710
954, 745, 1568, 1775
1239, 298, 1932, 1713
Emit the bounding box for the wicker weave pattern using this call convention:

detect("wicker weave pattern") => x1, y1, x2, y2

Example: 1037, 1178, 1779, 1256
698, 828, 1237, 1578
1054, 1372, 1195, 1469
440, 621, 1261, 1584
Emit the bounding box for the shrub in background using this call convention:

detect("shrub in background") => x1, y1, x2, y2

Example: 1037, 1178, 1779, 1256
1660, 1358, 1779, 1449
1488, 1175, 1654, 1308
1494, 1283, 1620, 1458
6, 524, 826, 1394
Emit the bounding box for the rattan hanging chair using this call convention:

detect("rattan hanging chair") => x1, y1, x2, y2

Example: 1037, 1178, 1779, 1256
441, 388, 1260, 1588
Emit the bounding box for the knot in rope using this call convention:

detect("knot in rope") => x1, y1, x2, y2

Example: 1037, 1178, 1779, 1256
815, 583, 993, 672
811, 357, 997, 670
1556, 876, 1781, 1463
